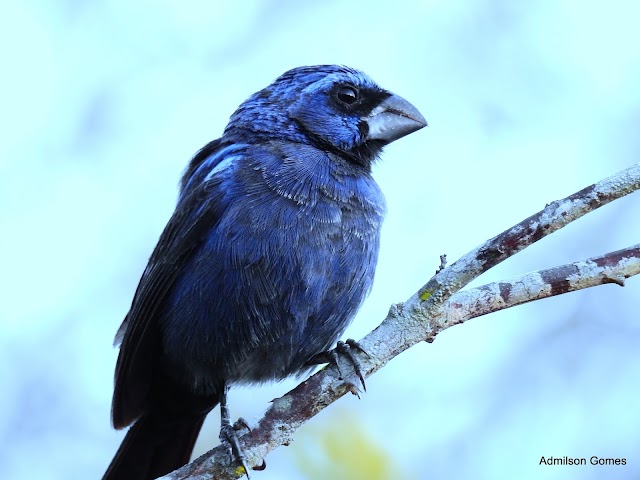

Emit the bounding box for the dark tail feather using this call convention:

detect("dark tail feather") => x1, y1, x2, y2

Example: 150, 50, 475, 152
102, 413, 207, 480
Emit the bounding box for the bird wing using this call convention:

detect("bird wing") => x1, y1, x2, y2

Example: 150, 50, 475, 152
112, 140, 228, 429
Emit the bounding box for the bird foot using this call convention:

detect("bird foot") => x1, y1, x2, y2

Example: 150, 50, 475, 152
233, 416, 251, 434
220, 422, 251, 479
307, 339, 370, 392
219, 384, 251, 478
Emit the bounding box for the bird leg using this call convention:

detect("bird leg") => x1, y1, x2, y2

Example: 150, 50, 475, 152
219, 383, 251, 479
306, 339, 370, 392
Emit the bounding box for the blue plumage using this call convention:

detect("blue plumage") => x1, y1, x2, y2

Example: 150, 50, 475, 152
104, 65, 426, 480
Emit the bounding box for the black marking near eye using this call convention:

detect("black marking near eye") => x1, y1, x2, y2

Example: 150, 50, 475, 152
331, 84, 391, 116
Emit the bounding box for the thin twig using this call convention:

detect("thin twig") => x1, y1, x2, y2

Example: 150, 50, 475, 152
443, 244, 640, 326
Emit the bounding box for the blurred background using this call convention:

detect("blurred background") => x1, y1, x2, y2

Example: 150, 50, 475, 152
1, 0, 639, 479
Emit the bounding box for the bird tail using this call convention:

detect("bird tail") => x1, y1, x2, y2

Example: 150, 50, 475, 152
102, 413, 207, 480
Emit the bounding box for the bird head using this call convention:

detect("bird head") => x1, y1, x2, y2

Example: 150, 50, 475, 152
224, 65, 426, 168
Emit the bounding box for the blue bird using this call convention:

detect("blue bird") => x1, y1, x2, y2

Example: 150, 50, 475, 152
103, 65, 426, 480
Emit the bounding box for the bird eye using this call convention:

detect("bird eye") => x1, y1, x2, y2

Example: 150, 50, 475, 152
336, 86, 359, 105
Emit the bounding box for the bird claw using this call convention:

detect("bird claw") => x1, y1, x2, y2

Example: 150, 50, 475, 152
253, 458, 267, 471
308, 338, 369, 392
219, 384, 251, 478
233, 416, 252, 434
220, 423, 251, 479
345, 338, 370, 358
336, 339, 368, 392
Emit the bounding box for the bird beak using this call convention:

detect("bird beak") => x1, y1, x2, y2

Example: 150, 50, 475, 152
365, 93, 427, 144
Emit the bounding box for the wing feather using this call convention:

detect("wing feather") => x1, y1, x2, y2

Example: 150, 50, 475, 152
112, 147, 227, 428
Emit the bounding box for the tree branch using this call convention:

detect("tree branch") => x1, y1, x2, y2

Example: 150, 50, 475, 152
160, 163, 640, 480
443, 244, 640, 325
